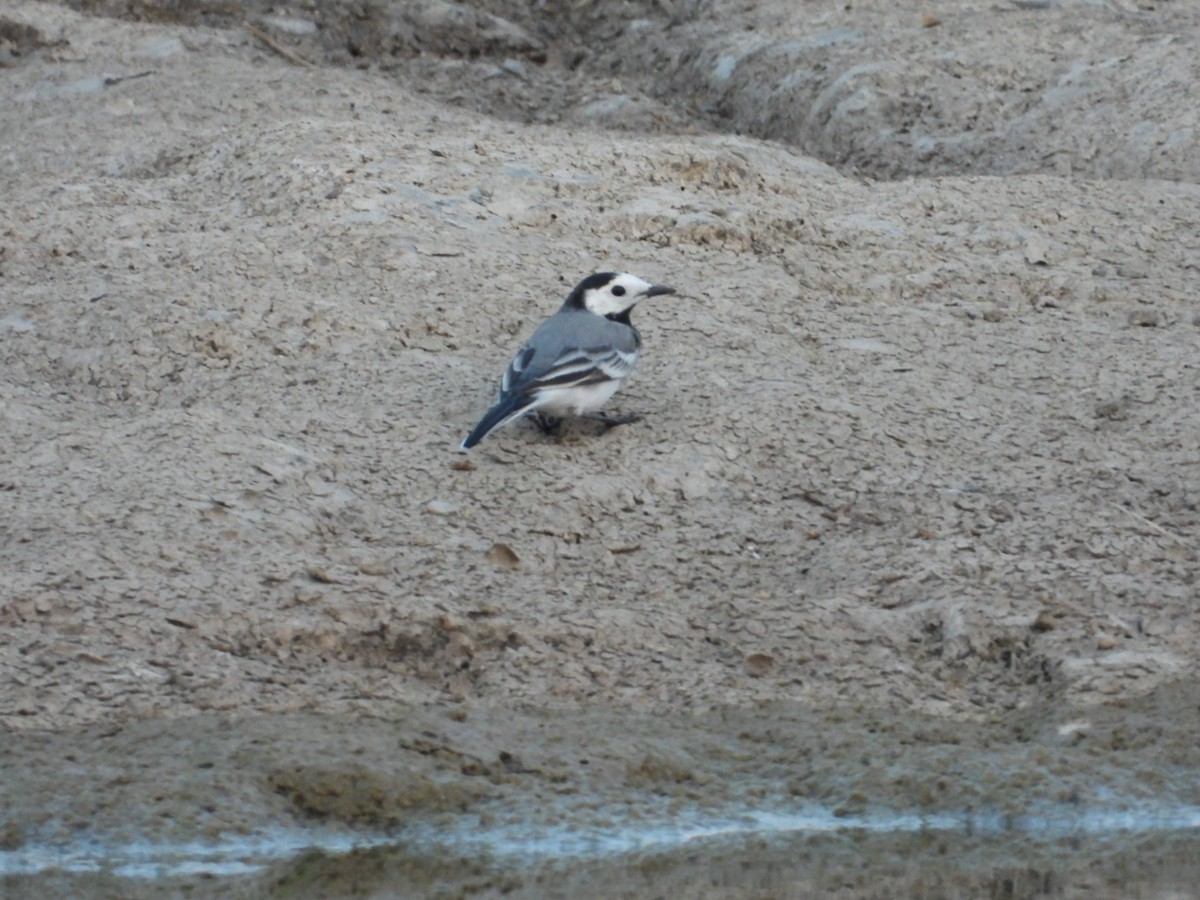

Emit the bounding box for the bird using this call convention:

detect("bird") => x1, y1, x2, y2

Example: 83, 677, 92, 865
460, 272, 676, 450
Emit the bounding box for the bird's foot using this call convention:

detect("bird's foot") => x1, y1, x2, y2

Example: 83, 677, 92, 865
532, 412, 563, 434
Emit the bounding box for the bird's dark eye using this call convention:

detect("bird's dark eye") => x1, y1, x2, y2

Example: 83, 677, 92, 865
611, 285, 626, 296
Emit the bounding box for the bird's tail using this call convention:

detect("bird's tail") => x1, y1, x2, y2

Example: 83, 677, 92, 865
460, 395, 536, 450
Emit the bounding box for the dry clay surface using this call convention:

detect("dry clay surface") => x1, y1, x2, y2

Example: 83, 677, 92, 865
2, 0, 1200, 883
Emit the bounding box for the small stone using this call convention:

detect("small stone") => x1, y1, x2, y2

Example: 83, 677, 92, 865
306, 566, 343, 585
427, 499, 458, 516
1031, 610, 1058, 632
258, 14, 318, 35
680, 473, 711, 501
1023, 233, 1049, 266
745, 653, 775, 677
1057, 720, 1091, 740
1096, 635, 1117, 651
357, 558, 392, 576
485, 542, 520, 570
1127, 309, 1161, 328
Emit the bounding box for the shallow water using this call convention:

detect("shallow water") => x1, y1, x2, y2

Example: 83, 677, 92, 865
5, 799, 1200, 898
7, 694, 1200, 898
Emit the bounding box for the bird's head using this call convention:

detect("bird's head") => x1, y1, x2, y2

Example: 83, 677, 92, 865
562, 272, 676, 318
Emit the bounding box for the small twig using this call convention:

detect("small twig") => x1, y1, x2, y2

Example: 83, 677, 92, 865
243, 23, 313, 68
1110, 504, 1189, 547
103, 70, 155, 87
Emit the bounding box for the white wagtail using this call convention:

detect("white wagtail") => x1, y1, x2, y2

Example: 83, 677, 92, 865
460, 272, 676, 450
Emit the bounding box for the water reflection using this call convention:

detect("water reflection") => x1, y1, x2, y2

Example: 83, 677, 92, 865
3, 816, 1199, 899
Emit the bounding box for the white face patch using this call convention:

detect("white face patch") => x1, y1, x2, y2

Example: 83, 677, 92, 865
581, 273, 656, 317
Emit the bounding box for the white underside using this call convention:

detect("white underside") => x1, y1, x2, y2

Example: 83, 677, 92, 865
533, 379, 625, 417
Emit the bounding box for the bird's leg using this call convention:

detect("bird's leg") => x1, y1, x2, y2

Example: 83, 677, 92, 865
532, 412, 563, 434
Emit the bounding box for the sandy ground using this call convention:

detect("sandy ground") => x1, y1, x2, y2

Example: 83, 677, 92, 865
2, 0, 1199, 895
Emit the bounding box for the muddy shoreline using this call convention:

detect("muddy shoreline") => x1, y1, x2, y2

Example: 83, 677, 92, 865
5, 693, 1200, 895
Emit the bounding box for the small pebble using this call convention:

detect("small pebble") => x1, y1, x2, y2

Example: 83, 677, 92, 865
1127, 309, 1161, 328
745, 653, 775, 677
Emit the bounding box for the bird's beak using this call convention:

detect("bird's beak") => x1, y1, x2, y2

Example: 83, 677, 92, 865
643, 284, 676, 298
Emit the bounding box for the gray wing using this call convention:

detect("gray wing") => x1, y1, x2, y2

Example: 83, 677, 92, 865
500, 312, 640, 397
529, 345, 638, 389
500, 345, 537, 395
